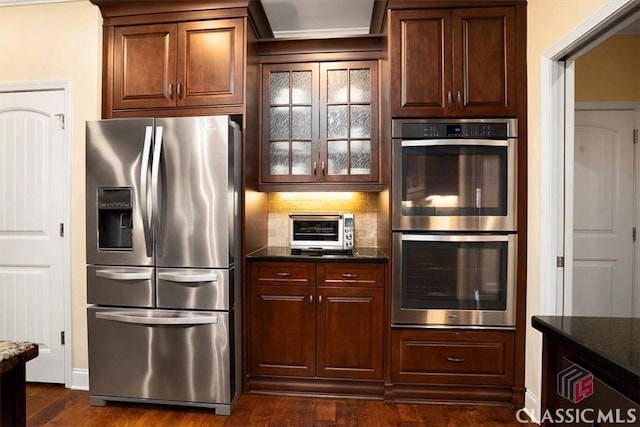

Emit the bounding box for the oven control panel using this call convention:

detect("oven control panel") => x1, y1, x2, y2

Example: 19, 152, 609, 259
392, 119, 517, 140
401, 122, 508, 139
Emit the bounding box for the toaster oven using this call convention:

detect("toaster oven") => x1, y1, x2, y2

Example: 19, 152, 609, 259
289, 213, 354, 251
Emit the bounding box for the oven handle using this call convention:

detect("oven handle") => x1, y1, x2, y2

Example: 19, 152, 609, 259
96, 311, 218, 325
400, 139, 509, 147
401, 234, 511, 243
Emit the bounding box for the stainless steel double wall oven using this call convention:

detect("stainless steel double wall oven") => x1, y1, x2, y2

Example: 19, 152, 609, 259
392, 118, 518, 328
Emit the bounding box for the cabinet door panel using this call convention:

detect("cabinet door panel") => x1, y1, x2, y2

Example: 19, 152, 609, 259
316, 287, 383, 379
113, 24, 177, 110
178, 19, 244, 107
320, 61, 379, 182
453, 7, 516, 116
262, 63, 320, 183
249, 285, 315, 376
391, 10, 452, 117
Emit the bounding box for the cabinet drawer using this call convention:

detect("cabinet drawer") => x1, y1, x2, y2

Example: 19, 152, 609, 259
316, 263, 384, 288
391, 330, 514, 385
249, 261, 314, 286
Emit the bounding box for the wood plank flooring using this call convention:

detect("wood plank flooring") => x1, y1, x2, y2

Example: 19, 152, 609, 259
26, 384, 536, 426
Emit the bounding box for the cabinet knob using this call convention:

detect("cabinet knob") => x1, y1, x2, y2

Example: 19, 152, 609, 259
177, 83, 183, 99
447, 91, 454, 111
457, 90, 462, 109
168, 84, 174, 100
313, 161, 317, 176
447, 357, 465, 363
321, 161, 325, 175
342, 273, 359, 279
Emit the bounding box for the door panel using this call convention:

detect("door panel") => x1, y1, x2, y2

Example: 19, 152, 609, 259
0, 89, 66, 382
391, 9, 451, 116
249, 285, 315, 377
453, 7, 516, 116
316, 287, 383, 379
88, 306, 232, 404
86, 118, 154, 267
572, 110, 635, 316
113, 24, 177, 110
178, 19, 244, 107
155, 116, 233, 268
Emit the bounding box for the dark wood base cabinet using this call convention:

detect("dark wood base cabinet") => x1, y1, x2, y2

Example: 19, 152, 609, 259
388, 329, 519, 404
246, 261, 385, 396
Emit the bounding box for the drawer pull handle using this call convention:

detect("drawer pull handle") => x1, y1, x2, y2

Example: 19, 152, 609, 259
275, 272, 292, 278
342, 273, 359, 279
447, 357, 465, 363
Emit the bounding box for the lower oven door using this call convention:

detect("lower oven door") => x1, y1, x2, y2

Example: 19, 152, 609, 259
392, 233, 517, 327
87, 306, 233, 406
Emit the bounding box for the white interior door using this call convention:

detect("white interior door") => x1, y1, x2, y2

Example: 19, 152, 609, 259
569, 109, 636, 317
0, 89, 67, 382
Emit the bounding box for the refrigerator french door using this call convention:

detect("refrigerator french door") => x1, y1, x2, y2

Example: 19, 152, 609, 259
86, 116, 241, 415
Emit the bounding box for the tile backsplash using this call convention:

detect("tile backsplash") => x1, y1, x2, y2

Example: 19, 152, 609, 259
267, 192, 379, 248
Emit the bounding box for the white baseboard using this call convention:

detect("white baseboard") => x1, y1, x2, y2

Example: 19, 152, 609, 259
523, 390, 541, 424
70, 368, 89, 391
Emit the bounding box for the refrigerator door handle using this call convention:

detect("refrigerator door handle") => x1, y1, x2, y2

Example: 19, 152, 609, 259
96, 269, 153, 281
140, 126, 154, 257
96, 311, 218, 326
151, 126, 164, 257
157, 272, 218, 283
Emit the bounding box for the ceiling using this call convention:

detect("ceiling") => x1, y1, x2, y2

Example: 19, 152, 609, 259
260, 0, 376, 38
260, 0, 640, 38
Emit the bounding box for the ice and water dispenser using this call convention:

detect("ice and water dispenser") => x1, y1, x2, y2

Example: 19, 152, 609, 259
97, 187, 133, 250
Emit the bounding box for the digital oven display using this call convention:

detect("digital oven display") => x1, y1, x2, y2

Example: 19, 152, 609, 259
446, 124, 462, 136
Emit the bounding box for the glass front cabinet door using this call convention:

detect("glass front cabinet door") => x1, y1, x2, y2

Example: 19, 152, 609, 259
261, 61, 379, 185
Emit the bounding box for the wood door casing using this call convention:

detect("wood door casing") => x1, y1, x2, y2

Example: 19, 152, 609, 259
113, 23, 177, 110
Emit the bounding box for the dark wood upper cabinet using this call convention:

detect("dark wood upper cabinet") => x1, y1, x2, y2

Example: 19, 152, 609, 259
112, 18, 244, 112
391, 6, 517, 117
260, 60, 379, 188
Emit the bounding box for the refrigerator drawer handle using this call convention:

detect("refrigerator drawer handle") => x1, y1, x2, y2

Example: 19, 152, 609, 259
157, 272, 218, 283
96, 311, 218, 325
96, 270, 152, 281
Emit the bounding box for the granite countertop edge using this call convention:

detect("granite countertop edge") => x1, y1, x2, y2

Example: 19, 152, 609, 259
531, 315, 639, 383
0, 341, 39, 374
246, 246, 388, 262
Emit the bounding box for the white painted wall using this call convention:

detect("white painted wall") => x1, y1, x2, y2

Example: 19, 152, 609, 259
0, 0, 102, 374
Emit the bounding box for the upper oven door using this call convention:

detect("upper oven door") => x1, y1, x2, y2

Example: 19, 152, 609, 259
392, 137, 517, 232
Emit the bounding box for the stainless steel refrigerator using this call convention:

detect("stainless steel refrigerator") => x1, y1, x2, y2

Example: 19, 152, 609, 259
85, 116, 241, 415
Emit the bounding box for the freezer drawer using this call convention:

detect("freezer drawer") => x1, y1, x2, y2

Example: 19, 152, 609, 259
156, 268, 232, 311
88, 307, 234, 410
87, 266, 154, 307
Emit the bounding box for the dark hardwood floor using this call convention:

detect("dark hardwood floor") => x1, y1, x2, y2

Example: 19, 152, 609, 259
26, 384, 536, 426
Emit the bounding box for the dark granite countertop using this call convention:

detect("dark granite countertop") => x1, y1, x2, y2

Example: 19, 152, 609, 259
246, 246, 388, 262
532, 316, 640, 384
0, 341, 39, 374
